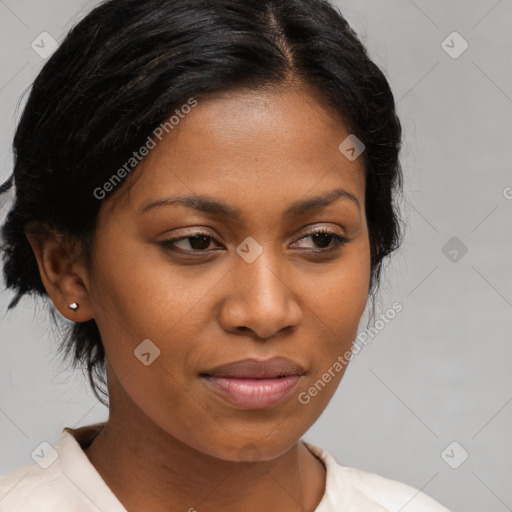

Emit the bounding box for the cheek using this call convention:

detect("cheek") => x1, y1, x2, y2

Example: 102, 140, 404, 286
88, 244, 212, 447
305, 237, 371, 387
90, 227, 212, 340
295, 249, 370, 416
88, 230, 224, 386
314, 237, 371, 335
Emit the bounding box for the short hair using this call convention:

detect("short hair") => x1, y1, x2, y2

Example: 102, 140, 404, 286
0, 0, 403, 405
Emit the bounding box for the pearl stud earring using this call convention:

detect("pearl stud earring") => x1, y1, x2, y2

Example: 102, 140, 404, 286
68, 302, 79, 311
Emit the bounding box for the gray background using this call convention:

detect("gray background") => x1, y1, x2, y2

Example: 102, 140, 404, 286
0, 1, 511, 511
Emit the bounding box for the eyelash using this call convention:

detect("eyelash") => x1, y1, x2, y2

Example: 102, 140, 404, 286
159, 227, 350, 256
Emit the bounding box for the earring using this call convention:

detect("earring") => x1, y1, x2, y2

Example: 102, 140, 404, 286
68, 302, 79, 311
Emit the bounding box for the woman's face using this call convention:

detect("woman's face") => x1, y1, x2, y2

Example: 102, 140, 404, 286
86, 87, 370, 461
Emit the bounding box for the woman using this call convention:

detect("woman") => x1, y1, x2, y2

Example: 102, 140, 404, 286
0, 0, 452, 510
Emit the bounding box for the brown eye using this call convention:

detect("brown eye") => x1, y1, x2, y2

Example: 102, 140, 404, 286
159, 227, 349, 257
292, 229, 349, 251
160, 233, 218, 253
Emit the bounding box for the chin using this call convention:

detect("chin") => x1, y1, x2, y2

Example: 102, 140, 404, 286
195, 433, 300, 464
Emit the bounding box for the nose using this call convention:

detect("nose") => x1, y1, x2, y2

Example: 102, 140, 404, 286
217, 247, 302, 340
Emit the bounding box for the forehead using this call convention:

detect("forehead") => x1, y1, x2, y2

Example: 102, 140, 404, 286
103, 87, 365, 219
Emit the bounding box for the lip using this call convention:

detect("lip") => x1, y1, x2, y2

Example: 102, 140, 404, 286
201, 357, 306, 379
200, 357, 306, 409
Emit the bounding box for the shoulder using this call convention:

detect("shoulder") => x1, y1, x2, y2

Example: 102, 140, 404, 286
0, 425, 108, 512
0, 460, 76, 511
0, 423, 125, 512
340, 465, 451, 512
303, 442, 452, 512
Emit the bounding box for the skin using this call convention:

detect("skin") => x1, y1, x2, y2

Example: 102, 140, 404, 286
26, 86, 371, 512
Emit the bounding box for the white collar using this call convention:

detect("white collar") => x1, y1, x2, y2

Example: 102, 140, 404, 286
59, 423, 344, 511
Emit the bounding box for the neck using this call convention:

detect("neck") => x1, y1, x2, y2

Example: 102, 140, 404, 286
84, 397, 326, 512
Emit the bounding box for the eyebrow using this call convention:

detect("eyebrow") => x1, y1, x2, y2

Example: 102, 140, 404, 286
138, 187, 360, 218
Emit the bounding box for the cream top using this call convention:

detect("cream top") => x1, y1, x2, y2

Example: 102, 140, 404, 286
0, 423, 452, 511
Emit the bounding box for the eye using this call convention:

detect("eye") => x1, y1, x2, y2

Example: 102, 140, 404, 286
158, 227, 349, 255
291, 227, 349, 252
159, 231, 220, 253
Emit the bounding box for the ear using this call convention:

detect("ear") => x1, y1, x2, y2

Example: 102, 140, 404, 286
25, 224, 94, 322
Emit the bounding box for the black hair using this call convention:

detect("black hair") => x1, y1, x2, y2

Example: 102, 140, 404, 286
0, 0, 403, 406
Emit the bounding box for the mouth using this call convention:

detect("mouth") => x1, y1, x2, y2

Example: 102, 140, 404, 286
200, 357, 306, 409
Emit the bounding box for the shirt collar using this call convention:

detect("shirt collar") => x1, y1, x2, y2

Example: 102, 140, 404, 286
60, 424, 345, 512
60, 423, 127, 511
